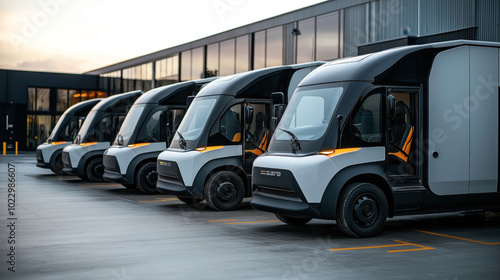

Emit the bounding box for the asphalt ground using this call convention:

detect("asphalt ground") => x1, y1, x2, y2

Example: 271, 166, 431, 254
1, 153, 499, 280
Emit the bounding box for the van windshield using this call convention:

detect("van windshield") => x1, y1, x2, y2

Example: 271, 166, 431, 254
172, 96, 217, 145
275, 86, 343, 141
74, 110, 98, 144
114, 104, 145, 145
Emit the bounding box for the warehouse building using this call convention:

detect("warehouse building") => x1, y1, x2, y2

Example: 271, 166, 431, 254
1, 0, 499, 150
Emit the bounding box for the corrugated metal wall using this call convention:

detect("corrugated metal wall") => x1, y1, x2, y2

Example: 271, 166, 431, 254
372, 0, 418, 41
476, 0, 500, 42
419, 0, 475, 35
343, 0, 499, 57
344, 4, 368, 57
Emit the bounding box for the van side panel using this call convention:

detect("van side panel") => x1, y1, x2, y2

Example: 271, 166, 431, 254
469, 46, 499, 193
428, 46, 470, 195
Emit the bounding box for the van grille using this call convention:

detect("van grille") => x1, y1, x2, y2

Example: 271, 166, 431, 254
254, 186, 298, 199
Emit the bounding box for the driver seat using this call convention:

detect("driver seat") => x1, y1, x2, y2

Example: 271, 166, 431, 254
389, 101, 413, 162
246, 112, 269, 156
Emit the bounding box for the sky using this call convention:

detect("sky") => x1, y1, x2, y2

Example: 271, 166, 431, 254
0, 0, 327, 74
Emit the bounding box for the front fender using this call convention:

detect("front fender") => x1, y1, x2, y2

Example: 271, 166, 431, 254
191, 156, 248, 198
319, 162, 391, 220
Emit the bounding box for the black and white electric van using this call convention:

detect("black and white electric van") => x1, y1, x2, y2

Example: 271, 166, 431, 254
62, 90, 142, 182
251, 40, 500, 237
102, 78, 217, 193
156, 62, 324, 210
36, 98, 102, 175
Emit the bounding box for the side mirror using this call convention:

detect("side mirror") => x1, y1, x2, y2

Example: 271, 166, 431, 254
273, 104, 286, 128
245, 105, 254, 125
271, 92, 285, 105
388, 94, 396, 119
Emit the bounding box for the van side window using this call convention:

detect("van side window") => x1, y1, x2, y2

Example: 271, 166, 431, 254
351, 93, 383, 144
219, 104, 241, 143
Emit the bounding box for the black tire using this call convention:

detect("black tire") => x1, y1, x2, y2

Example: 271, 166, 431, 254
121, 183, 136, 189
177, 196, 203, 205
136, 162, 159, 194
337, 183, 388, 238
86, 157, 105, 182
50, 154, 65, 176
275, 214, 312, 225
204, 171, 244, 211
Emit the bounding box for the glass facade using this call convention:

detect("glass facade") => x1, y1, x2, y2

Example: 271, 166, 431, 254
296, 18, 315, 63
155, 55, 179, 87
220, 39, 235, 76
97, 11, 343, 92
253, 30, 266, 70
27, 87, 106, 149
206, 43, 219, 77
266, 26, 283, 67
235, 35, 250, 73
122, 62, 153, 92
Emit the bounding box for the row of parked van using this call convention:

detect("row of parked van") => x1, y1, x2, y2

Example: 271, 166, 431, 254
37, 40, 500, 237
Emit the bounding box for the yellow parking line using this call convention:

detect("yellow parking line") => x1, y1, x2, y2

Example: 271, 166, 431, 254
330, 240, 434, 253
387, 240, 435, 253
226, 220, 280, 224
139, 197, 179, 202
209, 219, 237, 222
329, 243, 405, 251
414, 229, 500, 245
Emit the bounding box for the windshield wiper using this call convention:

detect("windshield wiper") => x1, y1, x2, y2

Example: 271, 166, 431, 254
279, 128, 302, 154
176, 131, 187, 150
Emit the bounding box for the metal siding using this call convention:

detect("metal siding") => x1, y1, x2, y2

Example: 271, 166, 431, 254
469, 46, 499, 193
476, 0, 500, 41
420, 0, 475, 36
428, 46, 470, 195
344, 4, 368, 57
374, 0, 419, 41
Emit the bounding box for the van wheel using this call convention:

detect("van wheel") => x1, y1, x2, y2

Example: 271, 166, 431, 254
204, 171, 244, 211
275, 214, 311, 225
136, 162, 159, 194
50, 154, 65, 175
86, 158, 105, 182
177, 196, 203, 205
337, 183, 388, 237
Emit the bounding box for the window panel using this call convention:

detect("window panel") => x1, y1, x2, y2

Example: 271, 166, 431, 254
36, 88, 50, 111
266, 26, 283, 67
28, 87, 36, 111
236, 35, 249, 73
192, 47, 204, 80
254, 30, 266, 70
296, 18, 315, 63
70, 89, 81, 106
220, 39, 235, 76
181, 50, 191, 81
57, 89, 69, 112
316, 11, 340, 61
206, 43, 219, 77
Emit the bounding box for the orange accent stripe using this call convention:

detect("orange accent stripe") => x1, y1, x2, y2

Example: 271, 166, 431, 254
197, 146, 224, 153
128, 143, 150, 148
414, 229, 500, 245
50, 141, 68, 145
320, 147, 360, 157
79, 142, 98, 146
